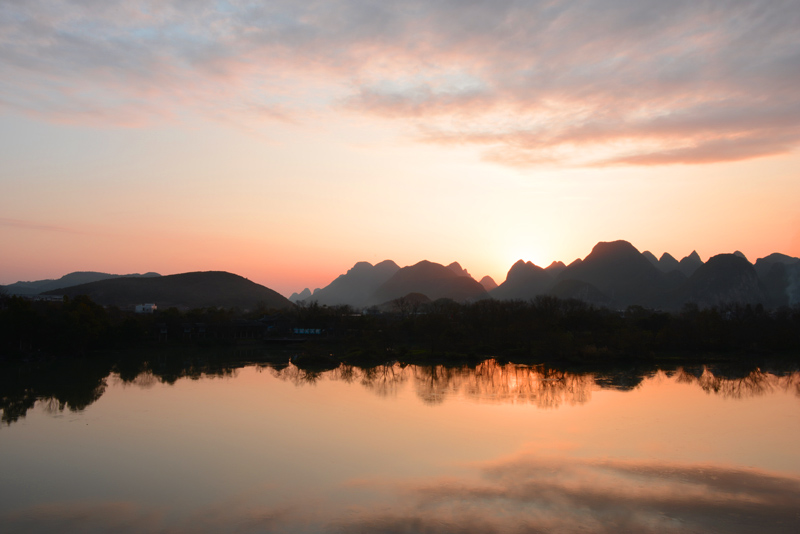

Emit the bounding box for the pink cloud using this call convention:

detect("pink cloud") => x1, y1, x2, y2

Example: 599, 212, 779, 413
1, 1, 798, 165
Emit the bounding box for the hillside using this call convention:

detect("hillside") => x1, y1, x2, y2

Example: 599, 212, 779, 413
305, 260, 400, 307
369, 260, 488, 305
42, 271, 292, 311
3, 271, 161, 296
556, 240, 668, 308
670, 254, 767, 309
491, 260, 554, 301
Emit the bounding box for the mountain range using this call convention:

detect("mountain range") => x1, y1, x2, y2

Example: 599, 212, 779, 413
291, 240, 800, 310
4, 240, 799, 311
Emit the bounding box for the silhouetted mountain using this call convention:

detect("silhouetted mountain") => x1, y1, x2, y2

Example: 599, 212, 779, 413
369, 260, 488, 305
789, 264, 800, 307
733, 250, 749, 262
377, 292, 431, 313
663, 270, 689, 293
678, 251, 703, 277
672, 254, 766, 309
479, 276, 498, 291
42, 271, 292, 310
754, 253, 799, 279
289, 288, 312, 303
307, 260, 400, 307
548, 279, 608, 305
491, 260, 553, 301
545, 261, 567, 277
642, 251, 659, 267
566, 258, 582, 268
3, 271, 161, 296
754, 254, 800, 307
556, 240, 667, 308
658, 252, 681, 273
446, 262, 472, 278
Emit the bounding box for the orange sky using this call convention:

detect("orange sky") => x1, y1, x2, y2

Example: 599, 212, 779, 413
2, 1, 799, 296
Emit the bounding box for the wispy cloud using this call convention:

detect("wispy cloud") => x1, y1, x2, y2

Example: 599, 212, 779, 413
0, 217, 83, 234
1, 1, 798, 166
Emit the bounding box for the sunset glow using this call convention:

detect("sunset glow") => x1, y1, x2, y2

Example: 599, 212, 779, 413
2, 1, 799, 296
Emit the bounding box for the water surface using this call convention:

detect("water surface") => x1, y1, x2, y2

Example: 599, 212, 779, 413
1, 354, 799, 533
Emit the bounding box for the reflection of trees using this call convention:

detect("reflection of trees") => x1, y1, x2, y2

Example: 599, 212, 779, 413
315, 359, 598, 408
270, 363, 329, 386
350, 364, 407, 398
411, 365, 462, 405
408, 360, 594, 408
3, 353, 800, 427
673, 367, 800, 399
0, 357, 110, 425
1, 347, 287, 425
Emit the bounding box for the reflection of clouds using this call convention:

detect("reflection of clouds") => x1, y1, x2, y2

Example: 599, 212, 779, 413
334, 456, 800, 534
4, 457, 798, 533
1, 499, 305, 534
2, 502, 165, 534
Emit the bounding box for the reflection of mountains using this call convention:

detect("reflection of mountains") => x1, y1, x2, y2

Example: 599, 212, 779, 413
2, 354, 799, 425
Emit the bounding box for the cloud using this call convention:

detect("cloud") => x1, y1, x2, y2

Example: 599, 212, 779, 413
1, 1, 799, 165
0, 217, 84, 234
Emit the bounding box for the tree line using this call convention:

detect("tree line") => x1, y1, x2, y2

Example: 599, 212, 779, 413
2, 293, 800, 362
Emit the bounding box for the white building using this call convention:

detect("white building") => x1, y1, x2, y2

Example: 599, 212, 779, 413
135, 303, 157, 314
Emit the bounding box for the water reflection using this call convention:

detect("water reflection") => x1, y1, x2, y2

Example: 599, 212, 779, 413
676, 366, 800, 399
333, 455, 800, 534
2, 351, 799, 425
2, 454, 798, 533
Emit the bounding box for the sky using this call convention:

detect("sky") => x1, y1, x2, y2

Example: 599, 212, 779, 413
2, 0, 799, 297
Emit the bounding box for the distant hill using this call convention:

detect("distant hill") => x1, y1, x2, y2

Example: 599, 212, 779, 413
479, 276, 498, 291
545, 261, 567, 277
671, 254, 766, 309
289, 288, 312, 303
642, 251, 701, 276
548, 279, 608, 305
556, 240, 667, 308
491, 260, 553, 301
377, 292, 432, 313
446, 262, 472, 278
658, 252, 681, 273
754, 253, 800, 307
642, 251, 659, 267
305, 260, 400, 307
42, 271, 292, 310
754, 253, 799, 279
369, 260, 488, 305
3, 271, 161, 296
678, 251, 703, 277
